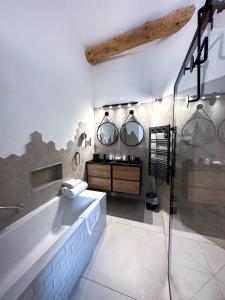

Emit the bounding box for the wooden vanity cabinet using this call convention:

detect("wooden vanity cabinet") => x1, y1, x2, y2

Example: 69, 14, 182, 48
112, 165, 141, 195
87, 163, 111, 191
87, 162, 141, 195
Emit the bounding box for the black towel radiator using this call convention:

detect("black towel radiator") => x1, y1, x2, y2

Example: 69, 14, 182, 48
148, 125, 176, 185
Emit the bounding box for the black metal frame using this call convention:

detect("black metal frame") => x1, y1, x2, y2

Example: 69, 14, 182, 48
174, 2, 214, 107
169, 1, 225, 298
148, 125, 174, 185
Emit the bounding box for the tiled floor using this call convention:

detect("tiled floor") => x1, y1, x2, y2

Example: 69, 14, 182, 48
106, 196, 164, 227
69, 197, 225, 300
169, 230, 225, 300
70, 215, 169, 300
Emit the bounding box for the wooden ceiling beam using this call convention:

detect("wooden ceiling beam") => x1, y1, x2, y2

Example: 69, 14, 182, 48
85, 5, 196, 64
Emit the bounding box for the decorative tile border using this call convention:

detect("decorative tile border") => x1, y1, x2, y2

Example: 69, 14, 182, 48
0, 122, 93, 230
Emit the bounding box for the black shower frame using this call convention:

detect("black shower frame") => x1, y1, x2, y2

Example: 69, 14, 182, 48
168, 0, 225, 299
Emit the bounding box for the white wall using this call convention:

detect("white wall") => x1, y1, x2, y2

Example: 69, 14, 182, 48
0, 0, 213, 157
91, 47, 155, 107
0, 1, 94, 158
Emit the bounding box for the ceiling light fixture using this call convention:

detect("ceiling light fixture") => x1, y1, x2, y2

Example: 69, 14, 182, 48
103, 102, 139, 109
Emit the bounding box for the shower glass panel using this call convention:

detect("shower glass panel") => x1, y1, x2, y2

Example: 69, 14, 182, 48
169, 2, 225, 299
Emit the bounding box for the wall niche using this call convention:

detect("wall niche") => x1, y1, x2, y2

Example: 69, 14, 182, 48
31, 163, 62, 192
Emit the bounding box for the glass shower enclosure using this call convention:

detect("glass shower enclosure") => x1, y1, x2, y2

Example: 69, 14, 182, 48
169, 1, 225, 299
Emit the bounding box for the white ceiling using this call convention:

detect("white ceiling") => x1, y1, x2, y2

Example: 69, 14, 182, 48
63, 0, 206, 107
64, 0, 205, 47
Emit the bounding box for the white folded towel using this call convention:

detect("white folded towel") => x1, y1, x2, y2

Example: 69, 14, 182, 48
63, 178, 82, 189
79, 200, 101, 236
61, 181, 88, 198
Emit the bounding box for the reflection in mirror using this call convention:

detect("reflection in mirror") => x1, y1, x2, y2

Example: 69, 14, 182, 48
97, 122, 118, 146
218, 119, 225, 143
120, 121, 144, 146
182, 118, 215, 146
182, 105, 216, 147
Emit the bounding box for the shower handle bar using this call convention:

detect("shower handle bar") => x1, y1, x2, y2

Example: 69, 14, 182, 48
0, 203, 24, 210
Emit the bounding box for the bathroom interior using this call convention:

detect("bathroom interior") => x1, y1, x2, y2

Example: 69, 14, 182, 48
0, 0, 225, 299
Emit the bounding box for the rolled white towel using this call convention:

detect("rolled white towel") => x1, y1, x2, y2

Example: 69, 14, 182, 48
63, 178, 82, 189
61, 181, 88, 198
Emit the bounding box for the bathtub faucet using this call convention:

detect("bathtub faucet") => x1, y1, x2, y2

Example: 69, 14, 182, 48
0, 203, 24, 211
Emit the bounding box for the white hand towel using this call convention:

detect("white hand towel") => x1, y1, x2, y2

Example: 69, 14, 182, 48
63, 178, 82, 189
79, 200, 101, 235
61, 181, 88, 198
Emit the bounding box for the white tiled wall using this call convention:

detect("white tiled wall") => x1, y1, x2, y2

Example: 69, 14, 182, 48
18, 200, 106, 300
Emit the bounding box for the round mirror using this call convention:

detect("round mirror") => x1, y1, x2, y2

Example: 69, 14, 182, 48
218, 119, 225, 143
120, 121, 144, 146
97, 122, 119, 146
182, 117, 216, 147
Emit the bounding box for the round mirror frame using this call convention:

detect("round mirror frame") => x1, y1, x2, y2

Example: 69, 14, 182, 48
97, 121, 119, 146
120, 120, 144, 146
181, 117, 216, 147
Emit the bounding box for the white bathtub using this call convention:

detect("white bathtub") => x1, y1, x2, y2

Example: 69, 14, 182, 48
0, 190, 106, 300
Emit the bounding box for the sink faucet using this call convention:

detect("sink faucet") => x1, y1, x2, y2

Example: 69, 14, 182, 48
0, 203, 24, 211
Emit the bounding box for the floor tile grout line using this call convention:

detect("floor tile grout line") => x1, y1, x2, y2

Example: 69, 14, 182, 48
189, 272, 225, 300
161, 211, 171, 300
198, 239, 225, 279
175, 246, 225, 300
214, 276, 225, 300
81, 275, 138, 300
189, 277, 212, 300
159, 211, 171, 274
110, 218, 164, 233
173, 262, 214, 276
212, 265, 225, 300
213, 262, 225, 277
161, 211, 169, 256
175, 241, 213, 274
198, 240, 216, 275
170, 232, 218, 245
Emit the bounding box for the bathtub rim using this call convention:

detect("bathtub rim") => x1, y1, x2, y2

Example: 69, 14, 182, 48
0, 190, 106, 300
0, 195, 61, 238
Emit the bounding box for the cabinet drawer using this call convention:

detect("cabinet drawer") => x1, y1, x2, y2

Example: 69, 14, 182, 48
188, 170, 225, 190
88, 176, 111, 191
112, 179, 140, 195
188, 187, 225, 206
112, 165, 140, 181
87, 163, 111, 178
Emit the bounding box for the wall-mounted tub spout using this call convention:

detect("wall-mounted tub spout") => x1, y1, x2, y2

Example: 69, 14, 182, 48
0, 203, 24, 211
